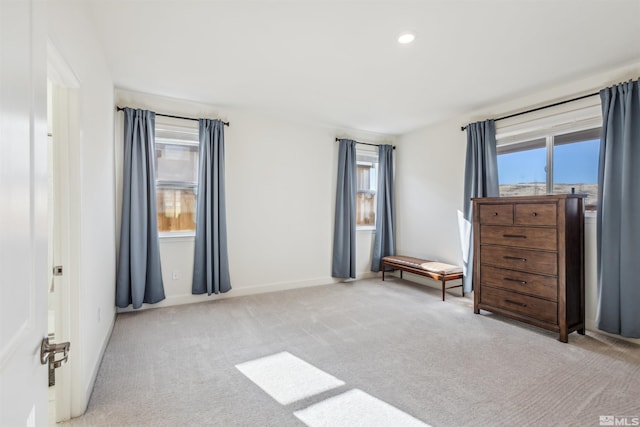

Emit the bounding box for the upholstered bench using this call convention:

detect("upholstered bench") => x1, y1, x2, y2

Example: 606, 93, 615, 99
381, 256, 464, 301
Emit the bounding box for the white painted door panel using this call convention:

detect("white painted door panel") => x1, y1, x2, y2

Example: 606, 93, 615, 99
0, 0, 49, 425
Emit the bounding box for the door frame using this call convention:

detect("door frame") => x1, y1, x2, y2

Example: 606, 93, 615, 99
47, 39, 82, 422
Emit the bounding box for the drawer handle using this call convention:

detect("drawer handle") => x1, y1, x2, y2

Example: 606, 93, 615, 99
505, 299, 528, 308
504, 256, 527, 262
531, 212, 538, 217
503, 234, 527, 239
504, 277, 527, 285
493, 212, 499, 216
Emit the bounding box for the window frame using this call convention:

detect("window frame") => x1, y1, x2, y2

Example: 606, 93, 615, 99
494, 96, 602, 210
496, 127, 601, 210
154, 122, 200, 237
355, 146, 379, 231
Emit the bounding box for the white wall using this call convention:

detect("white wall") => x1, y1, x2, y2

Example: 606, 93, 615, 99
390, 115, 467, 294
47, 0, 117, 415
114, 90, 393, 311
396, 61, 640, 342
395, 116, 466, 266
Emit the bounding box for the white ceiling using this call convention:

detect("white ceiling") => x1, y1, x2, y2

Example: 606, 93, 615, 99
87, 0, 640, 135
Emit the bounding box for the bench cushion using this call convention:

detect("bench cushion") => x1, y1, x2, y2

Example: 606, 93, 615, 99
420, 262, 462, 275
382, 256, 461, 275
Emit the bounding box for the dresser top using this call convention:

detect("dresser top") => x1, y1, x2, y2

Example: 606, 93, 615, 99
472, 194, 587, 202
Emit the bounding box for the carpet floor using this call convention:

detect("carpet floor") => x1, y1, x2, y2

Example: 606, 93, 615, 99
65, 278, 640, 426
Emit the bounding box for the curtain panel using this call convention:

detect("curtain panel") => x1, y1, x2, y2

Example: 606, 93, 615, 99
116, 108, 166, 309
462, 120, 499, 293
371, 144, 396, 272
192, 119, 231, 295
332, 139, 357, 279
596, 79, 640, 338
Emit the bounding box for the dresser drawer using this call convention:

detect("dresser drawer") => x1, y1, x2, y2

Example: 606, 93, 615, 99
481, 286, 558, 324
515, 203, 557, 226
479, 204, 513, 225
481, 245, 557, 276
480, 265, 557, 301
480, 225, 557, 250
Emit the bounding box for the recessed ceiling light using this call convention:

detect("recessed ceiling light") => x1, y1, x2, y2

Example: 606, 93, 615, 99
398, 32, 415, 44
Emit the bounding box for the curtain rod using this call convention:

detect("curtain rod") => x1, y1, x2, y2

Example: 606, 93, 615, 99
335, 137, 396, 150
116, 106, 229, 126
460, 91, 599, 132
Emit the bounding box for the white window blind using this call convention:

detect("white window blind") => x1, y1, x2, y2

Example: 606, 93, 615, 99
495, 95, 602, 148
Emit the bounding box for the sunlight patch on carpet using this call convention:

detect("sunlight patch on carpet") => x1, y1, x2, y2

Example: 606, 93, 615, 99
235, 351, 345, 405
294, 389, 430, 427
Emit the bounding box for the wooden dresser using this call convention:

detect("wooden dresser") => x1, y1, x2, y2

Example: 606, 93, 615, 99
472, 195, 585, 342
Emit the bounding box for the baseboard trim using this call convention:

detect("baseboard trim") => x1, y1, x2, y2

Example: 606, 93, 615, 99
76, 309, 116, 417
116, 276, 354, 312
116, 272, 384, 313
585, 316, 640, 344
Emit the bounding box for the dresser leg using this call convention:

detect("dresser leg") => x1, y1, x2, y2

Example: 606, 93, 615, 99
578, 327, 585, 335
559, 331, 568, 343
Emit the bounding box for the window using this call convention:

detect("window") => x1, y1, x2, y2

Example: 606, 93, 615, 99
497, 138, 546, 197
497, 128, 601, 210
155, 123, 199, 233
356, 148, 378, 228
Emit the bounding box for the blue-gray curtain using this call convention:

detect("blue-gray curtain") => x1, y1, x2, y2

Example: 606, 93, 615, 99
332, 139, 357, 279
116, 108, 165, 309
371, 144, 395, 272
596, 79, 640, 338
463, 120, 499, 293
192, 119, 231, 295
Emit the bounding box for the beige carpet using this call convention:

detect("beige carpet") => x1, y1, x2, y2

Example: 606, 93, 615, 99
66, 278, 640, 426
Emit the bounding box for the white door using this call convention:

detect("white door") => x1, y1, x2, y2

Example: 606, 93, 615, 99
0, 0, 49, 425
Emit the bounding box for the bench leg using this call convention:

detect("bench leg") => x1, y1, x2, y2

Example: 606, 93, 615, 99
442, 278, 446, 301
400, 270, 403, 279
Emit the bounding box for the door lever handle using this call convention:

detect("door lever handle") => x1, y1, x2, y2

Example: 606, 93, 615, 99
40, 337, 70, 368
